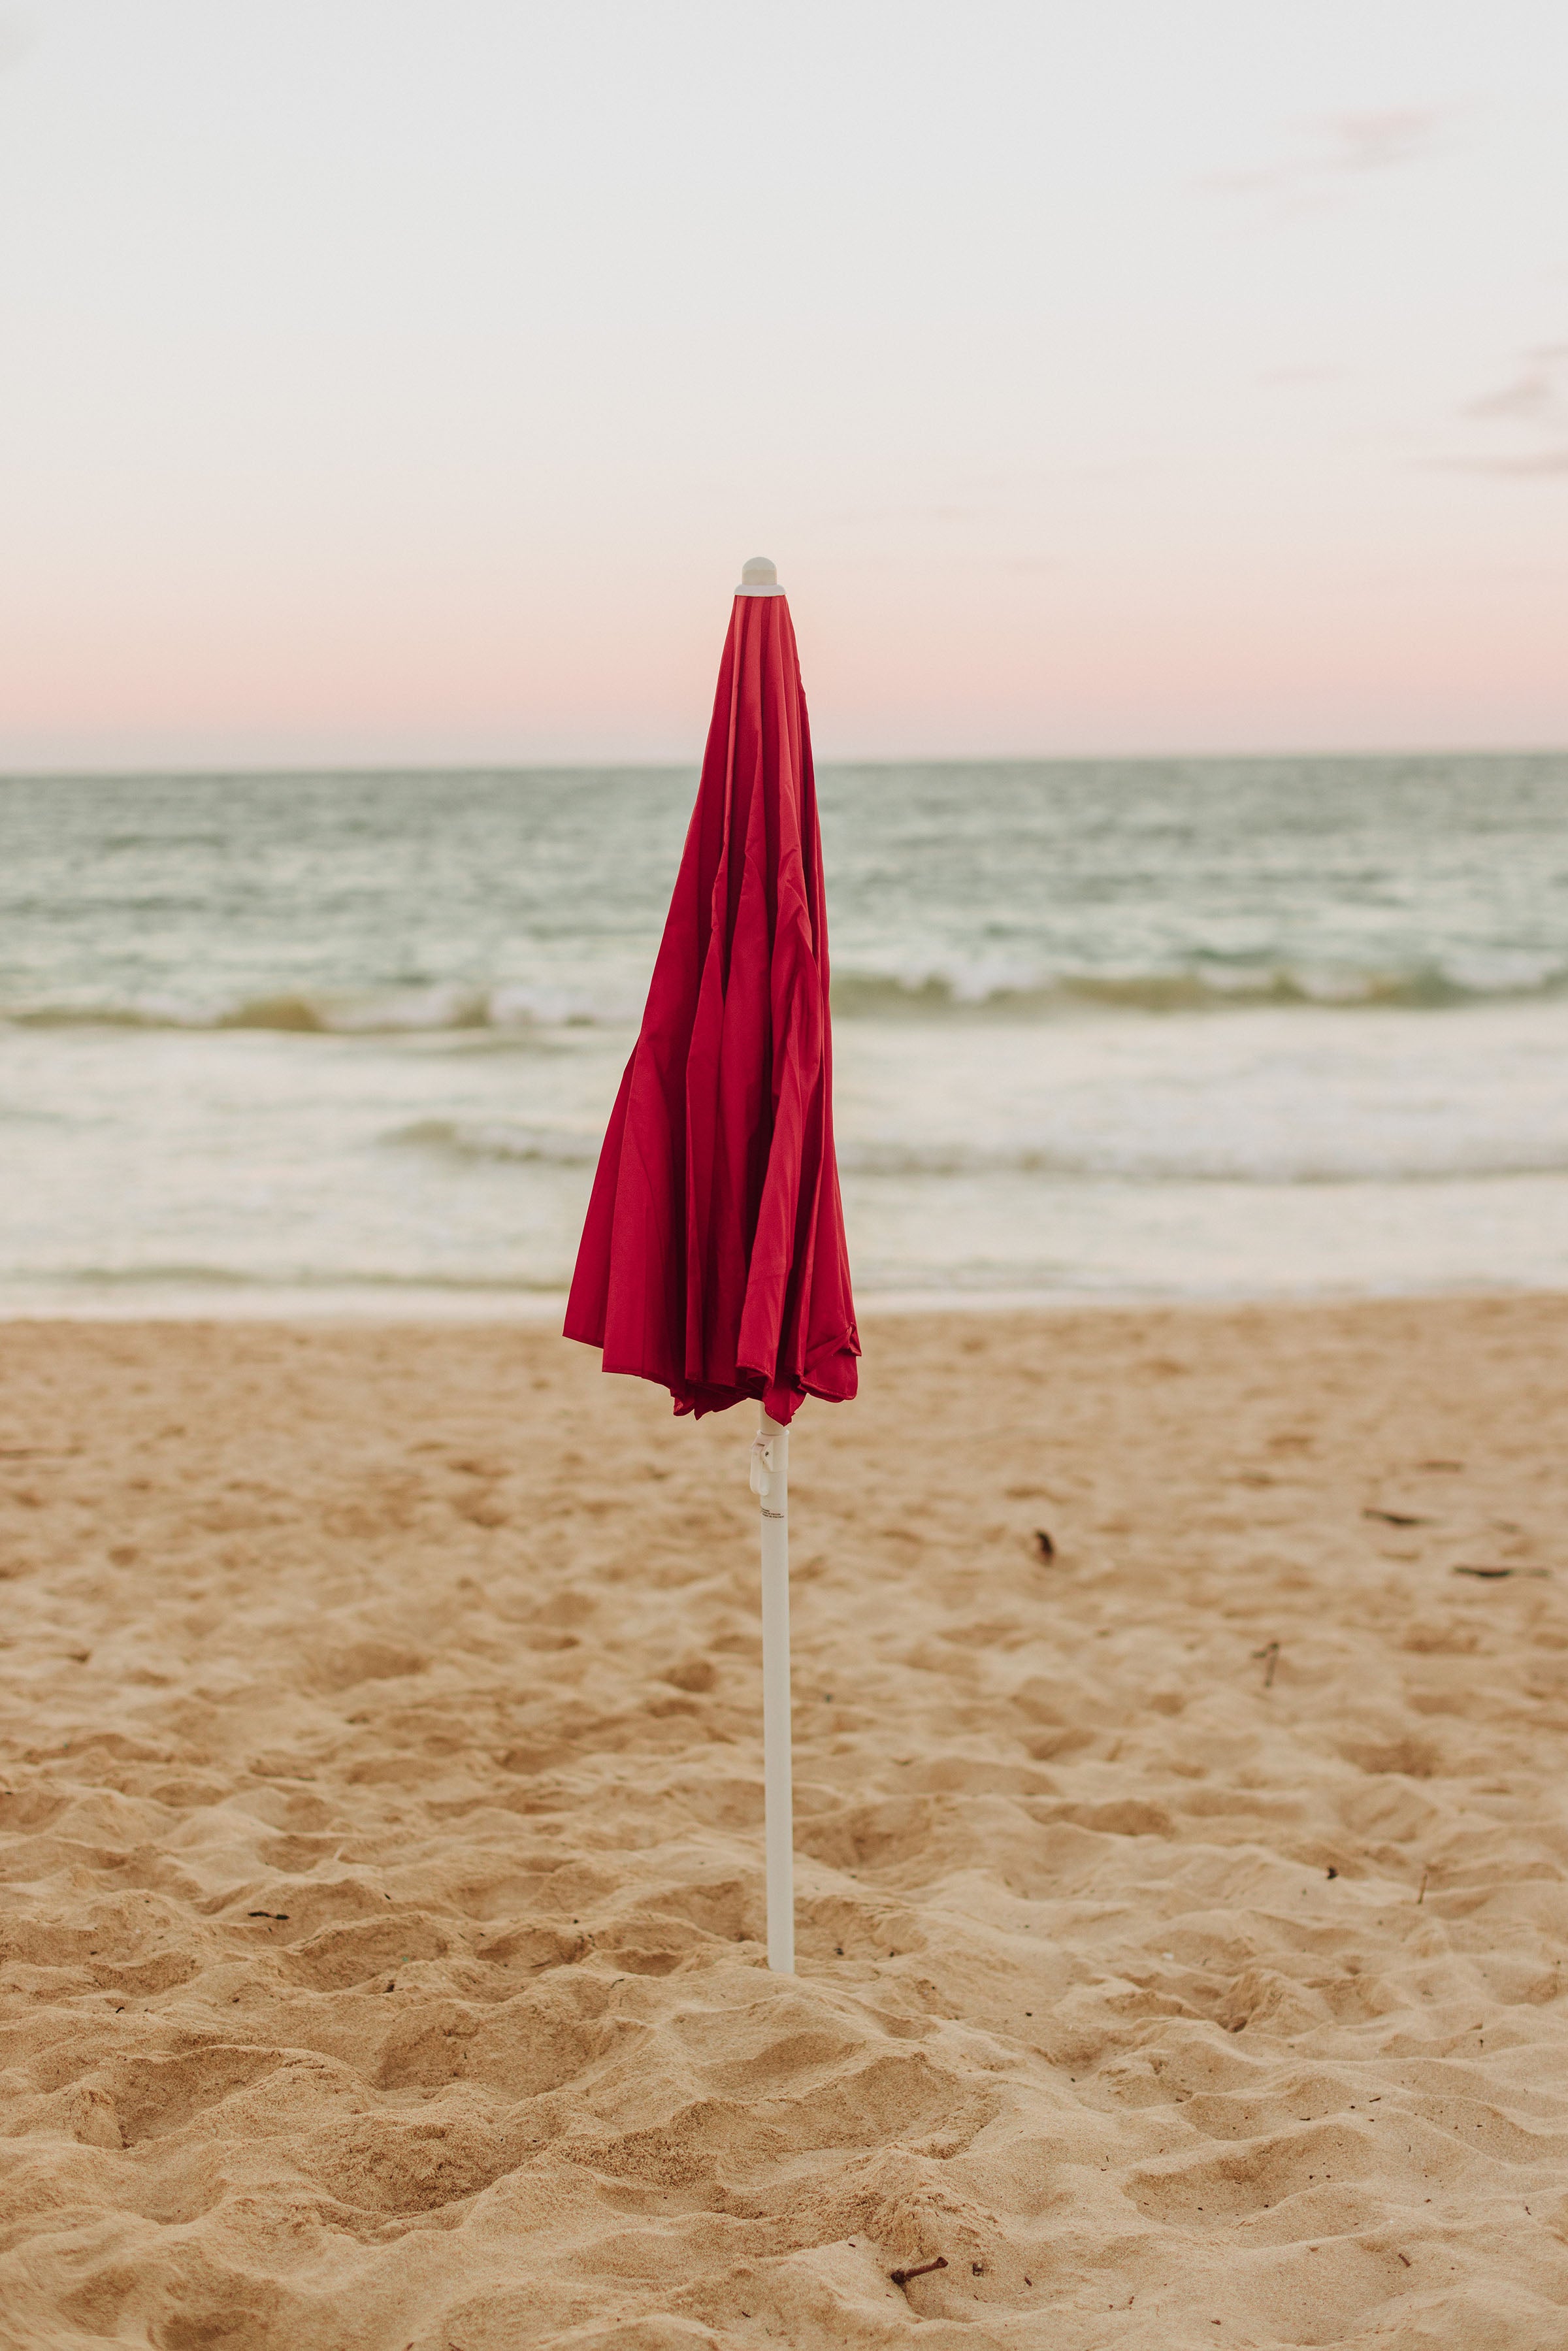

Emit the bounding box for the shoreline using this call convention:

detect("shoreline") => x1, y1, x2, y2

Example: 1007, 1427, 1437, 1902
4, 1273, 1567, 1324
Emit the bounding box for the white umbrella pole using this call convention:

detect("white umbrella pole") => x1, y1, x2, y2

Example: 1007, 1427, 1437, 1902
750, 1410, 794, 1971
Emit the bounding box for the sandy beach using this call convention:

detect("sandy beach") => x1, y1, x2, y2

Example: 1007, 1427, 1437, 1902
3, 1295, 1568, 2348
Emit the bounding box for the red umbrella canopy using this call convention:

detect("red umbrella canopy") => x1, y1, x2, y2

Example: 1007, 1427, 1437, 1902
564, 577, 859, 1423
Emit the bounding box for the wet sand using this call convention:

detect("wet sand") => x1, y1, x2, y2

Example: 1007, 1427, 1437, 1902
3, 1297, 1568, 2348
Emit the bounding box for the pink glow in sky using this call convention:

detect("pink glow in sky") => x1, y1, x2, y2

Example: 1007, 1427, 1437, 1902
1, 0, 1565, 767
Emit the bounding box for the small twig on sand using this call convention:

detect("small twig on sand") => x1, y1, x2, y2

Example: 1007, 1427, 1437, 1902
1252, 1641, 1281, 1689
1364, 1508, 1429, 1527
1452, 1564, 1549, 1580
1034, 1528, 1056, 1560
890, 2256, 948, 2288
1417, 1869, 1429, 1905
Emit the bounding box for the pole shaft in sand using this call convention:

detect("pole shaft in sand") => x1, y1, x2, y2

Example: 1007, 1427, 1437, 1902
753, 1410, 794, 1972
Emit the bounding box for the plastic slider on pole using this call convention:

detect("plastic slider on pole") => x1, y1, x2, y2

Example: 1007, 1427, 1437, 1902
753, 1409, 794, 1972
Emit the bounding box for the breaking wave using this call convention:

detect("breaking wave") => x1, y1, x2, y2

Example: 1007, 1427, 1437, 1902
1, 985, 617, 1036
389, 1119, 602, 1165
6, 958, 1568, 1036
384, 1118, 1568, 1187
829, 961, 1568, 1019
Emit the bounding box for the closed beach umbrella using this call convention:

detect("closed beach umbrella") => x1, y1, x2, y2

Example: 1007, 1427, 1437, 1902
565, 555, 858, 1970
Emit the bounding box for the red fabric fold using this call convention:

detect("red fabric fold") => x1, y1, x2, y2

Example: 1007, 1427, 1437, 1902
564, 593, 859, 1423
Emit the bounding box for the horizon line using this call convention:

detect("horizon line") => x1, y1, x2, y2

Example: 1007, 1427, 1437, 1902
3, 742, 1567, 783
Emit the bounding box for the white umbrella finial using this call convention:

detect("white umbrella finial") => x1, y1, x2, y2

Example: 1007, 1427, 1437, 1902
737, 555, 784, 596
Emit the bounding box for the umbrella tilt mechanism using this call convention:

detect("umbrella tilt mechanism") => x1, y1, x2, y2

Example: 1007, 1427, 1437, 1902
751, 1411, 794, 1973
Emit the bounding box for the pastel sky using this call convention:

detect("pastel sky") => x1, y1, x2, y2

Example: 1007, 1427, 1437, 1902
1, 0, 1564, 766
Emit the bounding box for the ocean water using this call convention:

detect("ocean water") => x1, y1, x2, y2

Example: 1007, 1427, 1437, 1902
2, 755, 1565, 1314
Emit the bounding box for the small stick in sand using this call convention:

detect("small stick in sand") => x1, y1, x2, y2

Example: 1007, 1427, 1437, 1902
1034, 1528, 1056, 1560
890, 2256, 948, 2288
1364, 1507, 1429, 1527
1252, 1641, 1281, 1688
1452, 1564, 1550, 1580
1417, 1869, 1429, 1905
